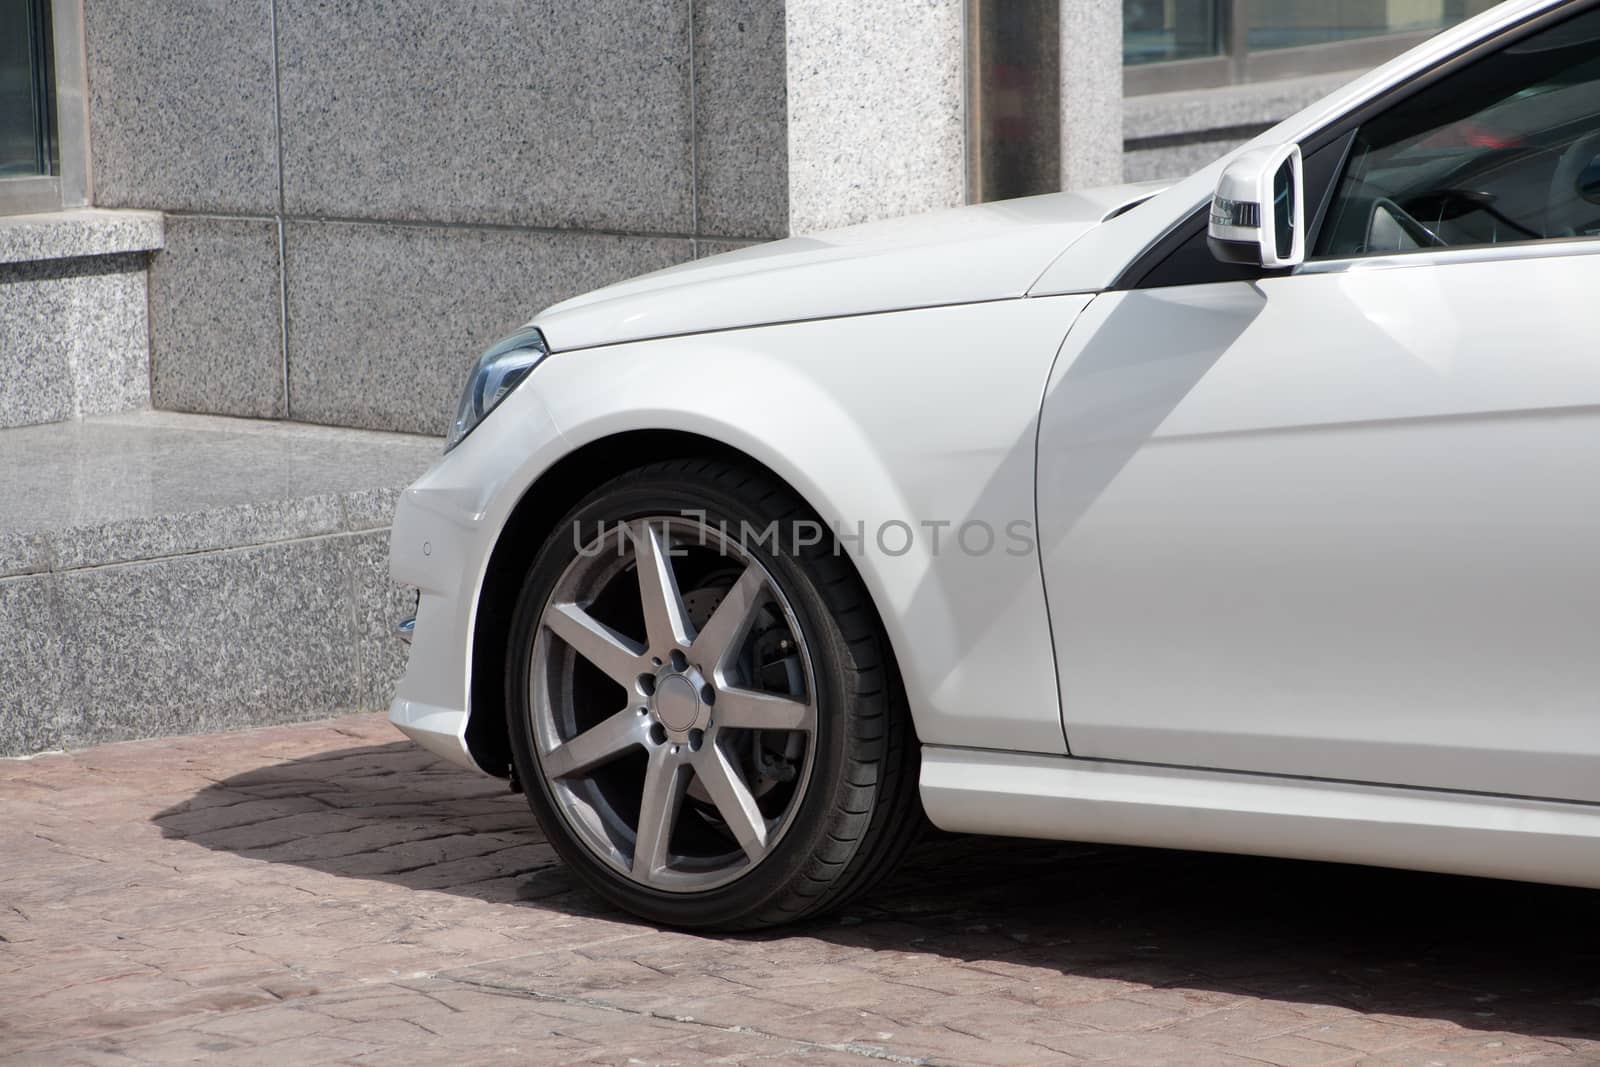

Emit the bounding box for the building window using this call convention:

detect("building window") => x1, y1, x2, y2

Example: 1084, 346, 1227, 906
1123, 0, 1503, 96
0, 0, 87, 214
1124, 1, 1223, 66
0, 0, 54, 178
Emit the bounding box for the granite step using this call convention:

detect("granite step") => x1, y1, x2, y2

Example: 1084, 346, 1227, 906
0, 411, 440, 756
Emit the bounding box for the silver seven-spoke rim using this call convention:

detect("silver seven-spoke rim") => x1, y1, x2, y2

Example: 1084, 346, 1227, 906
529, 516, 818, 892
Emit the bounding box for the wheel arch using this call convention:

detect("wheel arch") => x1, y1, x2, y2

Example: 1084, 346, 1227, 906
464, 428, 916, 779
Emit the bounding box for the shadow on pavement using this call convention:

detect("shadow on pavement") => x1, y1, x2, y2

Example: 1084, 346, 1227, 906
154, 741, 1600, 1045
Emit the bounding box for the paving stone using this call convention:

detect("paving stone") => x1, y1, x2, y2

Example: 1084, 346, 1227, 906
2, 712, 1599, 1065
1243, 1033, 1366, 1066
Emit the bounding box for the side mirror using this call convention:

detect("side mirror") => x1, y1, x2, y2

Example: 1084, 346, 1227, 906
1208, 144, 1305, 269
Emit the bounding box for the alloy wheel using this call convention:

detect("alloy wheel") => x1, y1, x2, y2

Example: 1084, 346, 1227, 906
527, 516, 818, 892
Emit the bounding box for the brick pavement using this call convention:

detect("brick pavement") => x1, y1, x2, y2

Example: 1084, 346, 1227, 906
2, 713, 1597, 1066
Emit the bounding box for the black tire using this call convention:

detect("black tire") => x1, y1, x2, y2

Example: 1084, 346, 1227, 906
505, 457, 922, 929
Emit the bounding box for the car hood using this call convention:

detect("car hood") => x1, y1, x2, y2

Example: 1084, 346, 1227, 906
532, 181, 1170, 352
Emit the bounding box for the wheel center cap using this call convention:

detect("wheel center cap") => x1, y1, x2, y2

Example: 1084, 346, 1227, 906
653, 675, 701, 733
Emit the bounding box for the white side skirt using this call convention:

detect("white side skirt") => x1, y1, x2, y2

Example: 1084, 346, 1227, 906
920, 747, 1600, 890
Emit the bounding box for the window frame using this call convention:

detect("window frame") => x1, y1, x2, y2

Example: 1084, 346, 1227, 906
0, 0, 89, 215
1124, 0, 1475, 97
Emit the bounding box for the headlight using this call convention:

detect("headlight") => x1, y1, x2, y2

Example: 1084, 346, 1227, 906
444, 327, 549, 452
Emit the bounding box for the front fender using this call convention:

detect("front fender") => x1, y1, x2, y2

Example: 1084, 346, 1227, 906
529, 296, 1090, 754
391, 295, 1089, 766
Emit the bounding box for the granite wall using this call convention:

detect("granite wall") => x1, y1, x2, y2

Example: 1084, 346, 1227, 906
0, 211, 164, 430
81, 0, 790, 436
785, 0, 965, 234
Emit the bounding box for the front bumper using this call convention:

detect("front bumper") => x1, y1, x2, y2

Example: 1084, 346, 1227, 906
388, 502, 483, 767
388, 592, 461, 757
383, 379, 570, 776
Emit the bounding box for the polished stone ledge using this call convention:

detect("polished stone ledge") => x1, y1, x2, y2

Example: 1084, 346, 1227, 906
0, 208, 164, 266
0, 529, 402, 755
0, 411, 436, 755
0, 411, 440, 578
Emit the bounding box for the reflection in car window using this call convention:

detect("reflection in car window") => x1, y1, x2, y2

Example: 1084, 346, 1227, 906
1315, 7, 1600, 258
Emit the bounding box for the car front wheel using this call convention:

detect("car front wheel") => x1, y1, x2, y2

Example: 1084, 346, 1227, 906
506, 458, 920, 929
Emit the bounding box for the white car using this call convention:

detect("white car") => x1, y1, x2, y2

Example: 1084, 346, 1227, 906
390, 0, 1600, 929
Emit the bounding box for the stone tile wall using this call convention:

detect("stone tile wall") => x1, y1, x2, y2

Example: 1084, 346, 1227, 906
0, 254, 150, 429
0, 211, 164, 430
83, 0, 790, 436
784, 0, 965, 234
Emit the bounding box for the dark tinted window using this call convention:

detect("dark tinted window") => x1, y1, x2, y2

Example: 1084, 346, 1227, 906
1316, 7, 1600, 257
0, 0, 54, 178
1124, 0, 1221, 64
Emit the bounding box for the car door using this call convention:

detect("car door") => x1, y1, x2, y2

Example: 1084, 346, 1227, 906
1037, 3, 1600, 803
